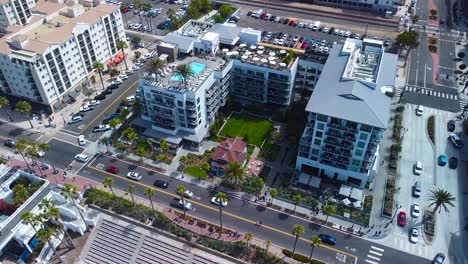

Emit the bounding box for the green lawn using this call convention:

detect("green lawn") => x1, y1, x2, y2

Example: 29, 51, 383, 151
185, 166, 208, 180
219, 114, 272, 146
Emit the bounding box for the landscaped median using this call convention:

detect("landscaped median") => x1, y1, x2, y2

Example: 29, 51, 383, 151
83, 188, 289, 263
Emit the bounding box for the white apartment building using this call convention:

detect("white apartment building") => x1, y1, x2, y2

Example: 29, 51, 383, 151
296, 38, 398, 189
0, 0, 36, 32
310, 0, 401, 14
0, 1, 125, 111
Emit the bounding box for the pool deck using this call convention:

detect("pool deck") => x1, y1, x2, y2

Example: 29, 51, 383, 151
169, 61, 206, 82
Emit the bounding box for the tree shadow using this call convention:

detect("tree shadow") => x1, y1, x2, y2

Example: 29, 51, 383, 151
127, 164, 137, 170
278, 212, 289, 220
256, 205, 266, 212
146, 170, 155, 176
108, 158, 117, 163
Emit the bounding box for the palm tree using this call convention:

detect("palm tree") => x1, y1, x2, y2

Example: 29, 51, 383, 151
269, 188, 277, 205
147, 58, 166, 79
133, 0, 143, 25
92, 61, 106, 91
175, 185, 187, 218
116, 40, 129, 71
244, 232, 253, 247
142, 2, 153, 29
61, 184, 88, 232
39, 199, 75, 248
15, 100, 33, 128
291, 194, 302, 213
223, 162, 246, 190
291, 224, 305, 256
159, 139, 169, 153
27, 145, 43, 177
251, 177, 264, 199
0, 96, 13, 121
108, 117, 121, 129
323, 204, 336, 224
122, 127, 137, 144
173, 64, 194, 89
103, 177, 115, 197
309, 236, 321, 261
126, 185, 136, 206
20, 212, 62, 263
428, 188, 456, 214
264, 239, 271, 253
215, 192, 228, 230
15, 138, 32, 170
144, 187, 156, 215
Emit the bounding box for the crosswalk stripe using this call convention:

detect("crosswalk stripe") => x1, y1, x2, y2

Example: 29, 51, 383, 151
371, 246, 384, 252
367, 254, 381, 261
369, 250, 383, 256
365, 260, 379, 264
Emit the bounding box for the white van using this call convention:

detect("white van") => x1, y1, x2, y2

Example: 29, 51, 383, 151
312, 21, 321, 31
416, 105, 423, 116
77, 135, 86, 146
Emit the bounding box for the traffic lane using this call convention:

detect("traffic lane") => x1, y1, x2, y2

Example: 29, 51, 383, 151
78, 165, 357, 264
0, 121, 43, 142
63, 70, 141, 135
43, 138, 84, 169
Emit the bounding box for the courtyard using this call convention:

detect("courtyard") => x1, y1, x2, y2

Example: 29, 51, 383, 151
219, 113, 273, 147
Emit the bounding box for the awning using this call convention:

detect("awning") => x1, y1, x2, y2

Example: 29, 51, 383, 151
114, 53, 124, 63
106, 61, 114, 68
353, 201, 362, 208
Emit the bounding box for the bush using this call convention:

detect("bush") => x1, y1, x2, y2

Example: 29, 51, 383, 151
152, 211, 172, 231
459, 64, 467, 70
311, 260, 325, 264
170, 225, 192, 240
293, 253, 309, 263
282, 249, 293, 257
251, 246, 289, 264
197, 237, 248, 258
427, 115, 435, 143
396, 105, 405, 113
428, 45, 437, 53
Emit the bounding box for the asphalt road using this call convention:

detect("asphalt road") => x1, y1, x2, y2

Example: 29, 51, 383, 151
0, 121, 43, 143
76, 154, 429, 264
41, 138, 84, 169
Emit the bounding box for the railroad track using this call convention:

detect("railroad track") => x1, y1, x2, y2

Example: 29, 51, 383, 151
216, 0, 400, 29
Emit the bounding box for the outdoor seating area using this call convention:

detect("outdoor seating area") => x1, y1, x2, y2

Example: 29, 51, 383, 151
335, 184, 364, 209
246, 158, 263, 177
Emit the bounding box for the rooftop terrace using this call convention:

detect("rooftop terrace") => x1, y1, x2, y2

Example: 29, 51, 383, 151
342, 38, 383, 85
227, 43, 297, 71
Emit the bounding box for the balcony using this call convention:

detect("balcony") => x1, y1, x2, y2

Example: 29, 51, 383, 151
186, 102, 196, 109
322, 144, 336, 153
338, 148, 351, 156
300, 136, 312, 145
306, 127, 314, 136
325, 137, 340, 145
299, 145, 310, 153
326, 128, 342, 138
341, 142, 354, 150
328, 122, 343, 130
299, 151, 309, 158
321, 153, 333, 160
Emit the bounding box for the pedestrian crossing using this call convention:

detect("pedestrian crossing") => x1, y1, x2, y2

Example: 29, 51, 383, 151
365, 245, 384, 264
390, 237, 434, 259
404, 86, 458, 100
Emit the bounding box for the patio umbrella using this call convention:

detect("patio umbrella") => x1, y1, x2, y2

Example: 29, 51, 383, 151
342, 198, 351, 206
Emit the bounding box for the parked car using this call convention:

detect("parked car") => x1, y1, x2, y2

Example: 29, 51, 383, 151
438, 155, 447, 166
171, 198, 192, 211
154, 180, 169, 188
412, 181, 421, 197
93, 124, 111, 133
211, 196, 228, 207
80, 104, 94, 112
288, 20, 295, 26
409, 228, 419, 243
318, 234, 336, 245
74, 154, 89, 162
102, 88, 113, 95
397, 211, 407, 227
413, 161, 423, 175
111, 78, 123, 85
447, 120, 455, 132
126, 171, 142, 181
283, 18, 289, 24
4, 139, 16, 148
411, 203, 420, 218
119, 74, 128, 80
449, 157, 458, 169
68, 115, 83, 124
88, 100, 100, 106
106, 165, 120, 174
77, 135, 86, 146
94, 93, 106, 100
183, 190, 194, 198
432, 253, 445, 264
449, 133, 464, 148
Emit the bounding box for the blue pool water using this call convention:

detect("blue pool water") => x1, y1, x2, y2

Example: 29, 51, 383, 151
170, 62, 206, 82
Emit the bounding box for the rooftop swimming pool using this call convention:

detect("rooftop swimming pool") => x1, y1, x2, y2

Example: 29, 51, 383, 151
170, 62, 206, 82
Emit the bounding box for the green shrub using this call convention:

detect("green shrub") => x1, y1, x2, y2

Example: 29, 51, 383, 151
396, 105, 405, 112
252, 246, 288, 264
293, 253, 309, 263
282, 249, 293, 257
152, 211, 172, 231
197, 237, 248, 258
310, 260, 325, 264
427, 115, 435, 143
170, 225, 192, 240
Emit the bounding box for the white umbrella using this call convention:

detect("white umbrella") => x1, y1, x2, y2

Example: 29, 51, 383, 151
261, 58, 268, 63
257, 50, 264, 55
253, 57, 260, 61
250, 45, 257, 50
245, 51, 252, 56
269, 51, 276, 56
342, 198, 351, 206
269, 61, 276, 65
258, 46, 265, 50
279, 62, 287, 67
222, 48, 229, 53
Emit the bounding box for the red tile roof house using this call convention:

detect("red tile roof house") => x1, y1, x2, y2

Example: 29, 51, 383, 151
210, 137, 247, 176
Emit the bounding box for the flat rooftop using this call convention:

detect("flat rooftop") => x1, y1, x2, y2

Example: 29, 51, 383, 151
23, 14, 74, 42
178, 20, 213, 38
228, 43, 297, 71
342, 38, 383, 84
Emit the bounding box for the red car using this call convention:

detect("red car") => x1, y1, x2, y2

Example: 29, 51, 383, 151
397, 211, 407, 227
301, 42, 308, 49
106, 165, 120, 174
259, 13, 266, 20
288, 20, 295, 26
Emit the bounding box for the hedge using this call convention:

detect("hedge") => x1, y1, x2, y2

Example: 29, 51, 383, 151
282, 248, 325, 264
427, 115, 435, 144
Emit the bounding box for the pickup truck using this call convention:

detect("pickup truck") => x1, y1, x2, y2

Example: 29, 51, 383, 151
449, 133, 463, 148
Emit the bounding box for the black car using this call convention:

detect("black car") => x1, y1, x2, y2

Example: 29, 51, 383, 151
4, 139, 16, 148
94, 93, 106, 100
269, 15, 276, 21
447, 120, 455, 132
247, 11, 252, 16
102, 88, 112, 95
299, 36, 304, 42
328, 27, 334, 34
283, 18, 289, 24
449, 157, 458, 169
108, 83, 119, 90
432, 253, 445, 264
278, 18, 284, 23
154, 180, 169, 188
318, 234, 336, 245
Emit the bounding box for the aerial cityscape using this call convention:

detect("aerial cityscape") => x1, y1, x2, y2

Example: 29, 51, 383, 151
0, 0, 465, 263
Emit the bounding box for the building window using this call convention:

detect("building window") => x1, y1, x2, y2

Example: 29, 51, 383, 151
352, 159, 361, 166
197, 97, 200, 104
178, 109, 184, 114
315, 131, 323, 138
357, 141, 366, 149
317, 122, 325, 130
314, 139, 321, 145
359, 133, 368, 141
349, 166, 358, 172
177, 101, 183, 107
311, 148, 319, 155
354, 149, 363, 156
317, 114, 327, 122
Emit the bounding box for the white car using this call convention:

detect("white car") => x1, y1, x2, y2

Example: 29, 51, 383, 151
119, 74, 128, 80
322, 27, 330, 33
93, 124, 111, 133
68, 115, 83, 124
132, 65, 140, 71
74, 154, 89, 162
126, 171, 142, 181
77, 135, 86, 146
111, 78, 123, 85
126, 69, 134, 75
344, 31, 351, 37
88, 100, 100, 106
354, 33, 360, 39
409, 228, 419, 243
126, 95, 136, 103
172, 198, 192, 211
413, 161, 423, 175
211, 196, 228, 207
143, 53, 152, 59
183, 190, 194, 198
411, 203, 420, 218
80, 105, 94, 112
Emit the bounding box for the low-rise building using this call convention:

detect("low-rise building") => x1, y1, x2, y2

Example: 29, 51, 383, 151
210, 137, 247, 176
295, 38, 398, 189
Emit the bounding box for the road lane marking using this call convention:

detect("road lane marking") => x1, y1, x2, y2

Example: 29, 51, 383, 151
80, 79, 139, 133
368, 250, 383, 256
370, 246, 384, 252
48, 136, 83, 148
367, 255, 380, 261
85, 165, 358, 261
365, 260, 379, 264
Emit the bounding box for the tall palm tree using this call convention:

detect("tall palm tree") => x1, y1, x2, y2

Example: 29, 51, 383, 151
61, 184, 89, 232
116, 40, 129, 71
264, 239, 271, 253
147, 58, 166, 79
122, 127, 137, 143
103, 177, 115, 198
142, 2, 152, 29
20, 212, 62, 263
173, 64, 194, 89
15, 100, 33, 128
251, 177, 264, 199
126, 185, 136, 206
223, 162, 246, 190
27, 145, 44, 177
133, 0, 143, 25
428, 188, 456, 214
309, 236, 321, 261
323, 204, 336, 224
15, 138, 31, 170
214, 192, 227, 230
291, 224, 305, 256
144, 187, 156, 215
38, 199, 75, 248
244, 232, 253, 247
0, 96, 13, 121
175, 185, 187, 218
291, 194, 302, 213
269, 188, 277, 205
92, 61, 106, 91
